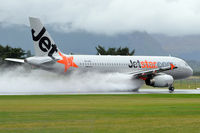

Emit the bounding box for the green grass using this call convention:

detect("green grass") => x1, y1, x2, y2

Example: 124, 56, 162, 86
0, 94, 200, 133
174, 79, 200, 89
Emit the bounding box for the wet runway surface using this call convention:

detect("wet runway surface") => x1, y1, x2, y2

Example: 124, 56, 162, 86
135, 89, 200, 94
0, 89, 200, 95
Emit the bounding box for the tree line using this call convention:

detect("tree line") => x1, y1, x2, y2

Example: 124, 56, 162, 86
96, 45, 135, 55
0, 44, 31, 60
0, 44, 134, 60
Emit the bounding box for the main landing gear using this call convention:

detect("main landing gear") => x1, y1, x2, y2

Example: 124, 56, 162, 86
169, 85, 175, 93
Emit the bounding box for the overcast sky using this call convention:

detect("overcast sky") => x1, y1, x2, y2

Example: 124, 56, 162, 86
1, 0, 200, 35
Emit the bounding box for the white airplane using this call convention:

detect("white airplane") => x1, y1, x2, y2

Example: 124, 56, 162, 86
5, 17, 193, 92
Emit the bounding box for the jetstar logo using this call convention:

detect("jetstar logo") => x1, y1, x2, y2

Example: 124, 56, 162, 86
57, 52, 78, 72
170, 63, 175, 70
128, 60, 174, 69
31, 27, 58, 57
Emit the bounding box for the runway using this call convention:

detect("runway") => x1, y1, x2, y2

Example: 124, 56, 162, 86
0, 89, 200, 95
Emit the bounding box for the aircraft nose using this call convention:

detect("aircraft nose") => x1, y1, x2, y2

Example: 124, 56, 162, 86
187, 66, 193, 77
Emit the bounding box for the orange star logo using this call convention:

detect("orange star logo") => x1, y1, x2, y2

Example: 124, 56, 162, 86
57, 52, 78, 72
170, 63, 175, 70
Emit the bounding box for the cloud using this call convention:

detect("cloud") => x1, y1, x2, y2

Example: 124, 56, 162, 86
0, 0, 200, 35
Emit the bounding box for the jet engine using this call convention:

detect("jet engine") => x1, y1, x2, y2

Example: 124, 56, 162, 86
145, 74, 174, 87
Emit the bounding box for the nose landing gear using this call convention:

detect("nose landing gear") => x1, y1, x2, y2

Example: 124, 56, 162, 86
169, 85, 175, 93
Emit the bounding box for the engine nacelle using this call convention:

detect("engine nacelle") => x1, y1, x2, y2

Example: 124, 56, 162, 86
145, 74, 174, 87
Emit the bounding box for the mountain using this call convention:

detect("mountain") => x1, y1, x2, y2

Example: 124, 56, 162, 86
187, 60, 200, 73
152, 34, 200, 61
50, 30, 167, 56
0, 24, 200, 62
0, 24, 167, 56
0, 25, 33, 52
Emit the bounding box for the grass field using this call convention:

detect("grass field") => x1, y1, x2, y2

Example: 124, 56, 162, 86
174, 78, 200, 89
0, 95, 200, 133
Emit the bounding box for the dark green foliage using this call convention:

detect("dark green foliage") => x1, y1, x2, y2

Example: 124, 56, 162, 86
96, 45, 135, 55
0, 45, 26, 59
96, 45, 107, 55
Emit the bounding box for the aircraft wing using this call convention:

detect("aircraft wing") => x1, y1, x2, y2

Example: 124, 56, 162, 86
5, 58, 25, 63
131, 64, 178, 79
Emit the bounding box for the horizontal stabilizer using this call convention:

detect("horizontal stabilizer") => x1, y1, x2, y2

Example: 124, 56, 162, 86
5, 58, 24, 63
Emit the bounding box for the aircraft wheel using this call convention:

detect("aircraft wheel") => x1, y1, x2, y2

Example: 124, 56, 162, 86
169, 86, 174, 93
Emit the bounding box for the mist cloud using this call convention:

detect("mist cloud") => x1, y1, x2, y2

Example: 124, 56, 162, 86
0, 66, 143, 95
0, 0, 200, 35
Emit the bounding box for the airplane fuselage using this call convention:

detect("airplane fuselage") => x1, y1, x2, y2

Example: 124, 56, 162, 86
35, 54, 193, 80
